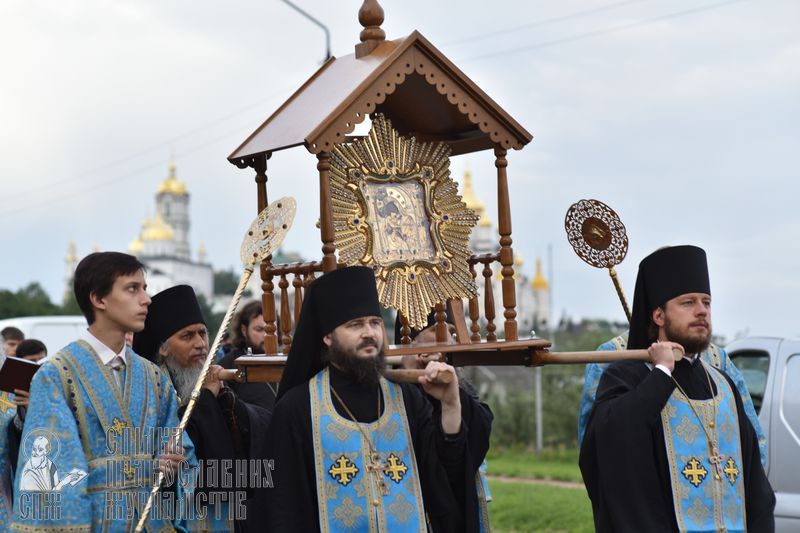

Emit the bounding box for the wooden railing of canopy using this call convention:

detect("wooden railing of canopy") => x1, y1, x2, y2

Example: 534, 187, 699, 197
252, 252, 507, 357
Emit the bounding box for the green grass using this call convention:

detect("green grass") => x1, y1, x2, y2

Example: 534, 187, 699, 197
487, 479, 594, 533
486, 448, 583, 483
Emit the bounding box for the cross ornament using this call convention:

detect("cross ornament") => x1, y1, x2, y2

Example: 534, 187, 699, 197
110, 417, 128, 436
329, 456, 359, 486
0, 393, 16, 414
708, 446, 725, 481
366, 452, 389, 496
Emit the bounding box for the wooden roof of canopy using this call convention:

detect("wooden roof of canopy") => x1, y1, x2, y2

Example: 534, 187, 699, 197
228, 30, 532, 163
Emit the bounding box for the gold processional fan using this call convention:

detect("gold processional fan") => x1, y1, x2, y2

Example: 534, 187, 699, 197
136, 197, 296, 532
564, 198, 631, 322
329, 114, 479, 330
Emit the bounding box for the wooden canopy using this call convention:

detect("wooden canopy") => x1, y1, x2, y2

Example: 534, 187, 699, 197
228, 30, 532, 163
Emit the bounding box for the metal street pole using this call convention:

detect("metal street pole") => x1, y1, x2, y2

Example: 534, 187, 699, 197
281, 0, 332, 63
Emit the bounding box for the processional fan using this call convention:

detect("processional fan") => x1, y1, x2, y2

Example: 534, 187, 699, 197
221, 0, 665, 382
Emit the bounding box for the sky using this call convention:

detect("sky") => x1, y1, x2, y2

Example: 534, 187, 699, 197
1, 0, 798, 341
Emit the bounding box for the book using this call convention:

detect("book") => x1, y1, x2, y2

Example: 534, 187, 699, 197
0, 356, 40, 393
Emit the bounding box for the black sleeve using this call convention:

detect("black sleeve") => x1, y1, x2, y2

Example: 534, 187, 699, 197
255, 386, 319, 533
401, 384, 469, 533
580, 362, 677, 533
183, 388, 237, 464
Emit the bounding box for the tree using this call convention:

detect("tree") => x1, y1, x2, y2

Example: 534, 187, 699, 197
0, 283, 63, 319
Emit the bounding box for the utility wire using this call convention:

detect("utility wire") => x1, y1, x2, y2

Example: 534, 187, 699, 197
462, 0, 747, 62
443, 0, 651, 47
0, 121, 256, 220
4, 85, 295, 200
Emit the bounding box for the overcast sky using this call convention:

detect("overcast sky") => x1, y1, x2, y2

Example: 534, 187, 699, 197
1, 0, 798, 341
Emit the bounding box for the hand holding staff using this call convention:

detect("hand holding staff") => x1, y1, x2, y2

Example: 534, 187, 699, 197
135, 197, 296, 532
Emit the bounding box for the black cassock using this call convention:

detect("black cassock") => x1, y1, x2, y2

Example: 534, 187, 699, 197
182, 387, 272, 533
249, 365, 488, 532
579, 357, 775, 533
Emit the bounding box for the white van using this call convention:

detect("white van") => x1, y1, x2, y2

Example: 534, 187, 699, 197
0, 315, 87, 357
726, 336, 800, 532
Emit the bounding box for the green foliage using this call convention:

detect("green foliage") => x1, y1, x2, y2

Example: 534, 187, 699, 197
486, 448, 582, 483
196, 294, 226, 342
488, 480, 593, 532
487, 319, 627, 449
214, 268, 251, 297
0, 283, 64, 319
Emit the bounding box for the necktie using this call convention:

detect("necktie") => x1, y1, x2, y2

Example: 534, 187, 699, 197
108, 356, 126, 393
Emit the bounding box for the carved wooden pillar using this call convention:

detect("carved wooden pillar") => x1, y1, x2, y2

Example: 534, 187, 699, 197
434, 301, 448, 343
317, 152, 337, 273
255, 153, 279, 354
293, 272, 303, 328
279, 274, 292, 354
468, 262, 481, 342
495, 147, 518, 341
398, 312, 412, 345
483, 262, 497, 342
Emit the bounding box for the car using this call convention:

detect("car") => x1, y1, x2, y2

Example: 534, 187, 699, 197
0, 315, 87, 359
726, 336, 800, 532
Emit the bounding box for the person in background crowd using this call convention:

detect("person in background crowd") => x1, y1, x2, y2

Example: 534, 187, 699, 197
1, 327, 24, 358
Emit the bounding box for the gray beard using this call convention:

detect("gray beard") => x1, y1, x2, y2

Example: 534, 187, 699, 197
164, 357, 203, 403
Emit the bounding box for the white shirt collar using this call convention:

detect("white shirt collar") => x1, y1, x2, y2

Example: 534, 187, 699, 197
80, 329, 127, 365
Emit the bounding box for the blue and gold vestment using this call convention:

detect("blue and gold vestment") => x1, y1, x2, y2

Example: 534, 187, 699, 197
11, 340, 196, 532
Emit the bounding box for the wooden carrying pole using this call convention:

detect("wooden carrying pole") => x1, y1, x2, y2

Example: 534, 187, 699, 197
218, 364, 454, 385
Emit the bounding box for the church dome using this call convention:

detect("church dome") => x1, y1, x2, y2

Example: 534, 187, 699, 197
157, 162, 188, 196
128, 236, 144, 254
141, 214, 175, 241
461, 169, 492, 228
532, 258, 549, 290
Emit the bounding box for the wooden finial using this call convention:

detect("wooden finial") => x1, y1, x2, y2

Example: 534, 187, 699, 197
355, 0, 385, 58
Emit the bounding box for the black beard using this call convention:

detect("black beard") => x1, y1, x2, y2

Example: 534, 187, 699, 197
665, 316, 712, 355
324, 336, 386, 386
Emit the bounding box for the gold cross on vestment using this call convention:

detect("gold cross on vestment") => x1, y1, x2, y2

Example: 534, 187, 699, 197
723, 457, 740, 485
708, 447, 725, 481
123, 462, 136, 480
0, 393, 16, 414
110, 417, 128, 436
329, 456, 359, 486
682, 458, 708, 487
384, 454, 408, 483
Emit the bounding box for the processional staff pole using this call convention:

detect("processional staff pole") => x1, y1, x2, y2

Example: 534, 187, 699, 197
564, 199, 632, 322
135, 197, 296, 532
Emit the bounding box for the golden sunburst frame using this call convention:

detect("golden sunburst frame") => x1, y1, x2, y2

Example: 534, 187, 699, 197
330, 114, 479, 329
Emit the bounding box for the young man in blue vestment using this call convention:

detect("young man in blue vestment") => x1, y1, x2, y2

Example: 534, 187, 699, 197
579, 245, 774, 532
11, 252, 195, 532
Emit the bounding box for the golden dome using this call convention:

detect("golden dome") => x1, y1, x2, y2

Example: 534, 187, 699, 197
532, 258, 549, 290
128, 236, 144, 254
141, 214, 175, 241
461, 169, 492, 228
157, 162, 188, 196
65, 240, 78, 262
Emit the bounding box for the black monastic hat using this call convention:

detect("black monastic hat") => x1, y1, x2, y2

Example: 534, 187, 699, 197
277, 266, 381, 400
628, 245, 710, 349
132, 285, 206, 362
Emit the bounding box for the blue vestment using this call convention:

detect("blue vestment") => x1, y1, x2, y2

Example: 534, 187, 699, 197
11, 340, 197, 532
0, 391, 18, 529
577, 334, 767, 464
